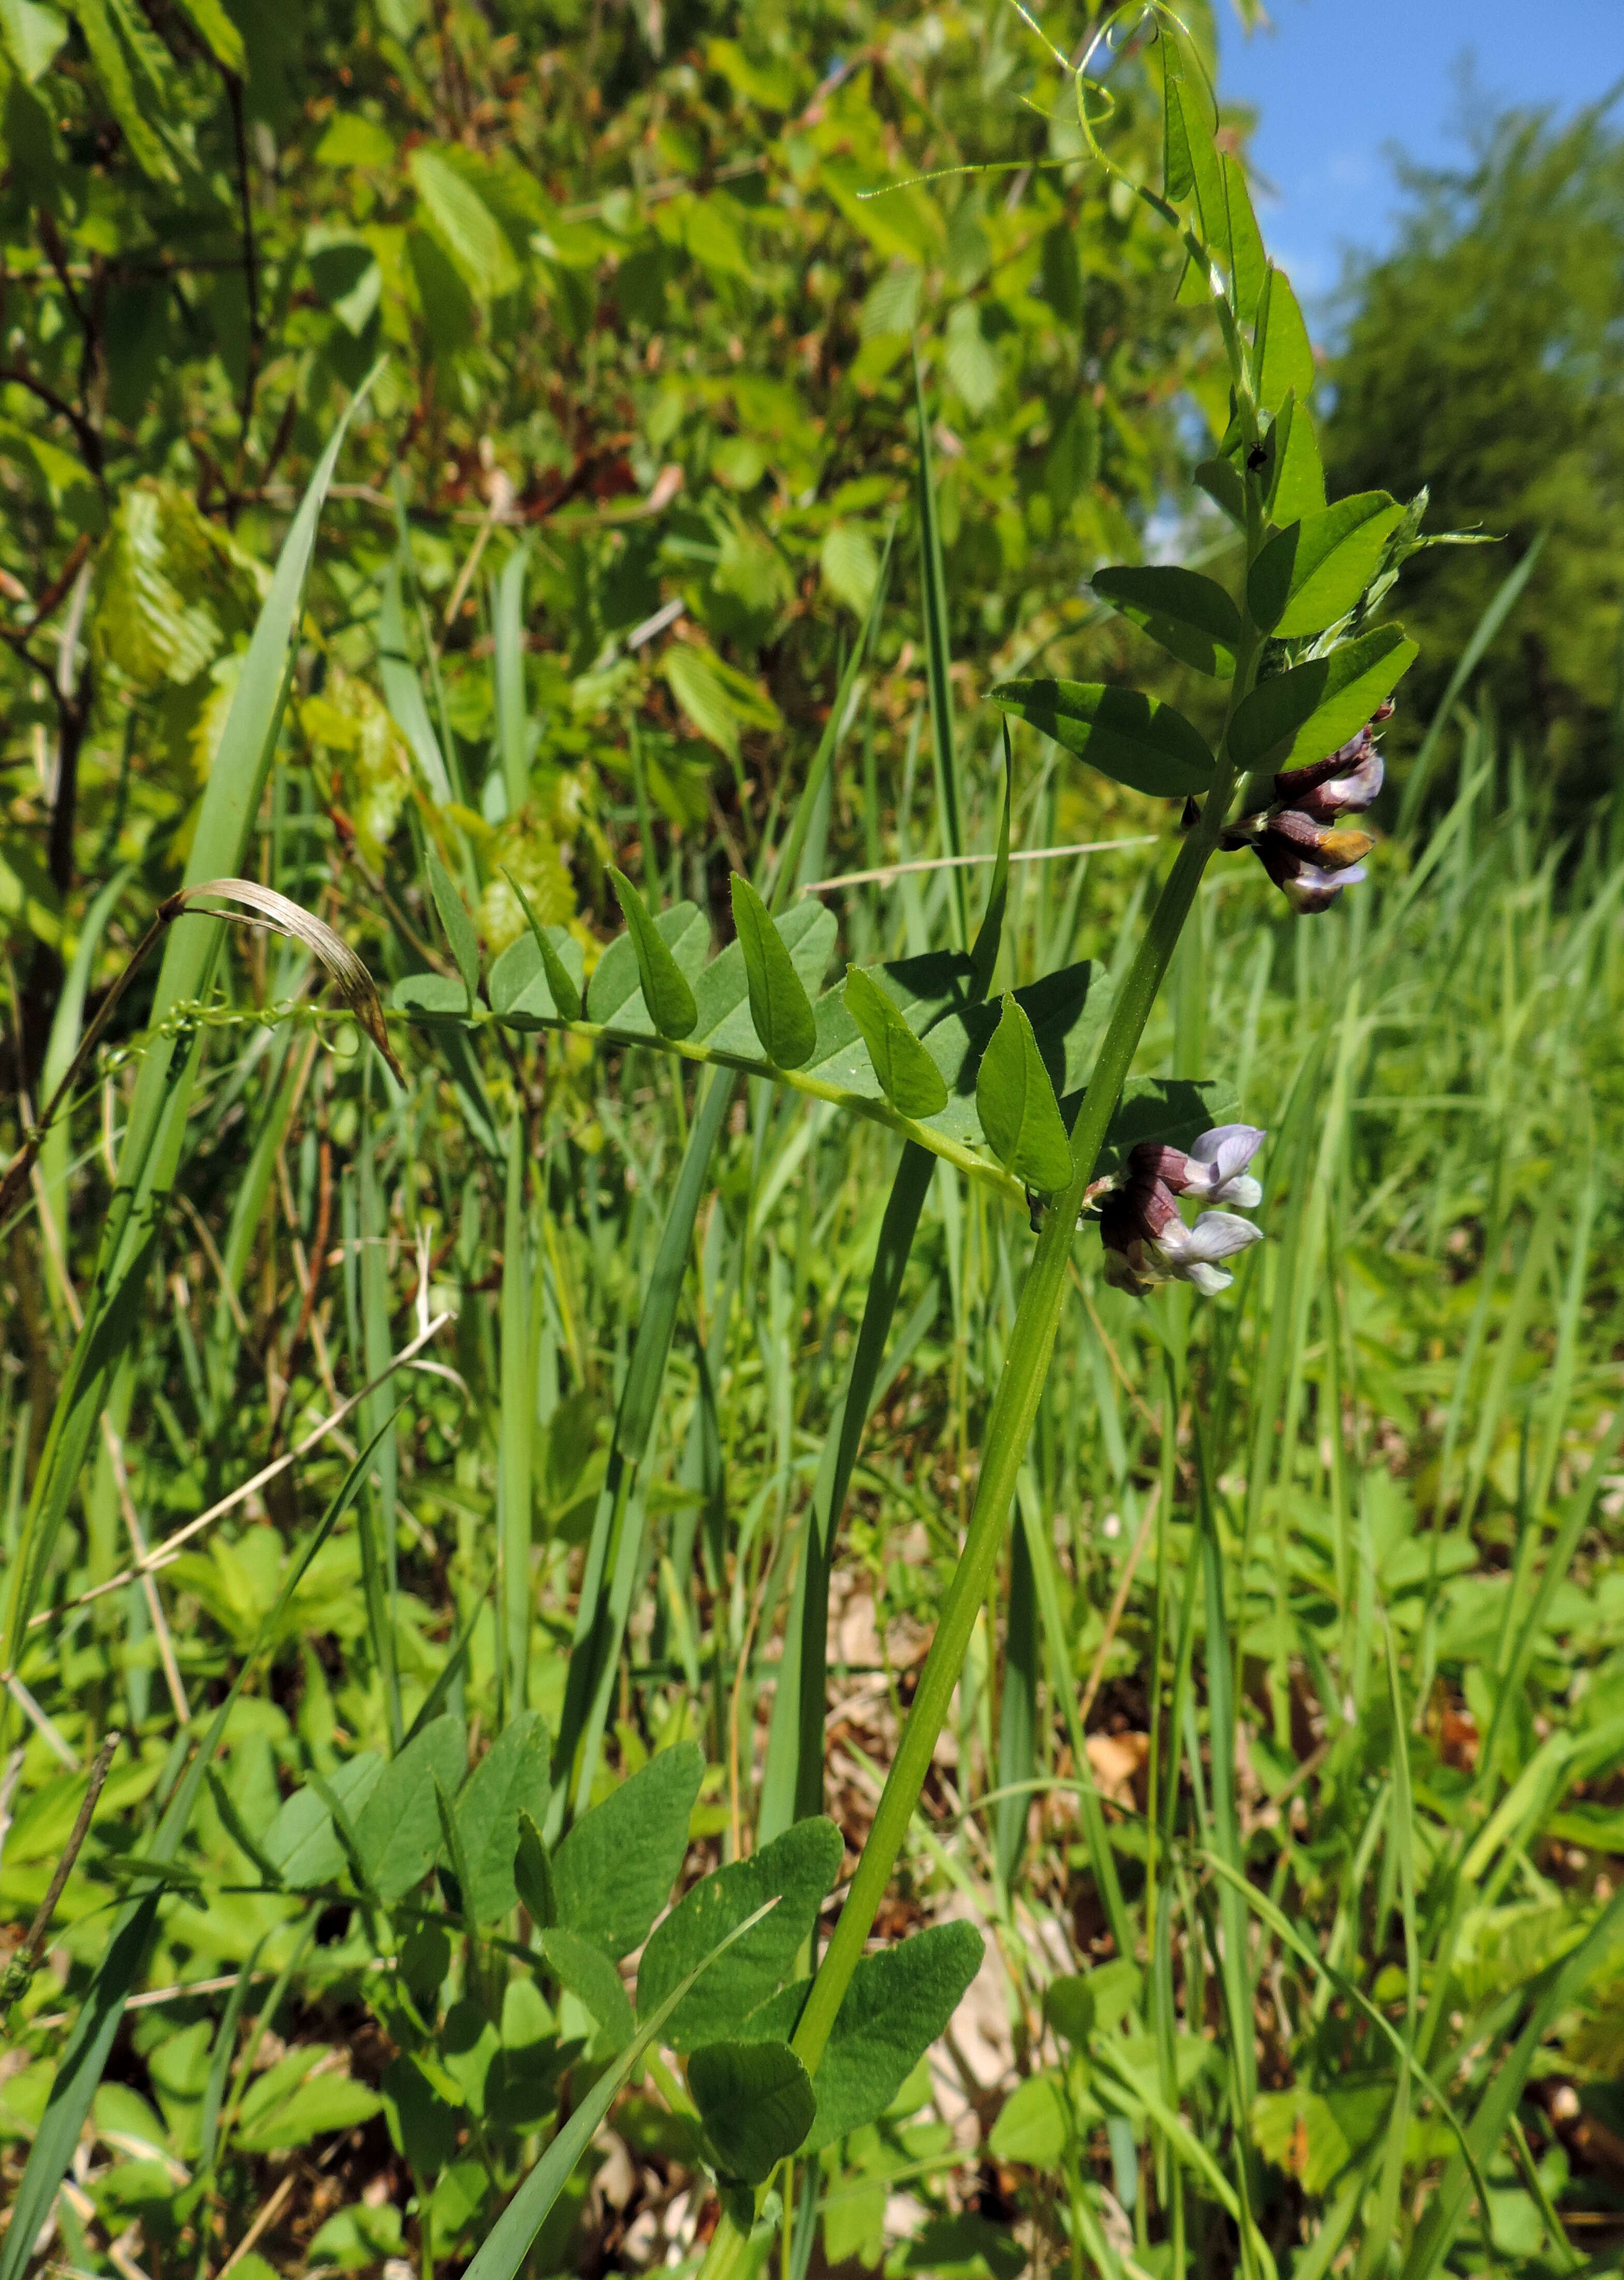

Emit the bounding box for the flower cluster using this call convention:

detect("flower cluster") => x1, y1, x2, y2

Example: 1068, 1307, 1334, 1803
1226, 701, 1392, 913
1099, 1125, 1266, 1298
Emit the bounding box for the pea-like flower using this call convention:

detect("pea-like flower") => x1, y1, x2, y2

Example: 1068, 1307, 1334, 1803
1226, 702, 1391, 914
1099, 1124, 1266, 1298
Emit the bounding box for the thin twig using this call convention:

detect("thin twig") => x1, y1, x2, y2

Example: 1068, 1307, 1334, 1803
215, 2173, 296, 2279
22, 1310, 454, 1633
0, 1730, 120, 2004
798, 837, 1155, 895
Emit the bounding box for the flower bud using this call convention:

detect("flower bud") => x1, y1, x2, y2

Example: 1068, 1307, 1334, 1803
1234, 699, 1395, 915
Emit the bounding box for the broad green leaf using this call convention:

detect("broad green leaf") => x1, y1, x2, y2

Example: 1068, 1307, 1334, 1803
502, 873, 582, 1019
730, 874, 816, 1067
1223, 155, 1267, 328
609, 870, 699, 1038
552, 1740, 704, 1960
410, 149, 520, 300
821, 522, 881, 614
261, 1754, 383, 1890
1248, 491, 1403, 638
234, 2073, 382, 2155
1195, 456, 1246, 528
378, 563, 452, 804
989, 681, 1214, 798
688, 2040, 815, 2183
380, 2056, 461, 2179
540, 1925, 635, 2047
1252, 264, 1316, 412
1091, 566, 1241, 680
1263, 392, 1327, 528
843, 964, 949, 1118
353, 1715, 467, 1904
637, 1817, 843, 2052
427, 846, 481, 1008
988, 2069, 1069, 2166
1229, 626, 1417, 775
801, 1919, 983, 2152
514, 1806, 555, 1928
75, 0, 175, 181
975, 996, 1073, 1194
0, 0, 66, 80
169, 0, 241, 68
453, 1711, 550, 1925
460, 1897, 782, 2280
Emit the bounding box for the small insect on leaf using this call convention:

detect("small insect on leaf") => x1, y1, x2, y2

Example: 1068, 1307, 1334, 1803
730, 874, 816, 1067
843, 965, 948, 1119
178, 878, 404, 1081
975, 994, 1073, 1194
425, 847, 482, 1014
610, 869, 698, 1039
504, 868, 581, 1020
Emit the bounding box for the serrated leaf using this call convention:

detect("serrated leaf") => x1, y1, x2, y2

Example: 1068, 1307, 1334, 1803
663, 643, 781, 761
1253, 264, 1316, 414
426, 846, 481, 1009
820, 523, 881, 614
843, 964, 948, 1117
1229, 626, 1417, 776
553, 1741, 704, 1961
730, 874, 816, 1067
453, 1713, 550, 1925
801, 1919, 983, 2151
610, 870, 698, 1039
541, 1925, 635, 2048
689, 2040, 814, 2183
990, 681, 1214, 799
515, 1807, 555, 1929
353, 1715, 467, 1905
1248, 491, 1403, 638
411, 149, 520, 300
1091, 566, 1241, 680
637, 1817, 843, 2053
975, 996, 1074, 1193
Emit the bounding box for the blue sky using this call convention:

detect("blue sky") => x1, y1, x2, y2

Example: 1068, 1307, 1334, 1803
1217, 0, 1624, 310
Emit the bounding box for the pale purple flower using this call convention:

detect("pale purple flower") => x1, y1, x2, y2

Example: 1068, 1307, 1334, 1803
1099, 1125, 1267, 1298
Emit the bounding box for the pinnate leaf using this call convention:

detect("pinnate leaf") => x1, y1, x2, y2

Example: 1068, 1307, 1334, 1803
689, 2040, 815, 2182
1091, 566, 1241, 680
730, 874, 816, 1067
610, 869, 698, 1039
989, 681, 1214, 798
802, 1919, 984, 2151
975, 996, 1073, 1194
1229, 626, 1416, 776
553, 1741, 704, 1961
637, 1816, 843, 2052
427, 847, 481, 1009
353, 1715, 467, 1905
453, 1712, 550, 1925
843, 965, 948, 1118
1248, 491, 1403, 638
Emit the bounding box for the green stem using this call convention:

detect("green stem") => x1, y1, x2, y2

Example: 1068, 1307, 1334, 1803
694, 750, 1251, 2280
